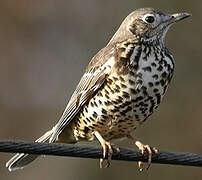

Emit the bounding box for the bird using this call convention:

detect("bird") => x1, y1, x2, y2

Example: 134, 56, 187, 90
6, 8, 190, 171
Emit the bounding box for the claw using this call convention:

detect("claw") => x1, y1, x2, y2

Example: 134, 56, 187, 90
135, 141, 158, 170
127, 135, 158, 171
99, 141, 113, 168
93, 131, 120, 168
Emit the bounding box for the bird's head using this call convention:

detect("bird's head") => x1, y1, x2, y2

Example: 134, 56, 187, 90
110, 8, 191, 45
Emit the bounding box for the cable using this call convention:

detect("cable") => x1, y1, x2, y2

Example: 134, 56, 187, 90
1, 139, 202, 167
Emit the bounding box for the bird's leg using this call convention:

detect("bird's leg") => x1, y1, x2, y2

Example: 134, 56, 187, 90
93, 131, 120, 168
127, 134, 158, 171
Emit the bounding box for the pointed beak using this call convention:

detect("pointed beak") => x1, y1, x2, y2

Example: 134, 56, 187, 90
170, 12, 191, 23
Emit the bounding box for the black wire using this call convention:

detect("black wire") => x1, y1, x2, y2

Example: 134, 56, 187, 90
1, 139, 202, 167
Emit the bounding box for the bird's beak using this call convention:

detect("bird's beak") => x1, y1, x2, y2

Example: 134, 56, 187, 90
170, 12, 191, 23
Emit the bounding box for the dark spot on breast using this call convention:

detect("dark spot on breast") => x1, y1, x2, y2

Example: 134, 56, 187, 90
86, 117, 91, 123
151, 62, 157, 67
132, 96, 144, 103
163, 60, 168, 66
114, 98, 122, 104
118, 96, 123, 101
157, 65, 163, 71
130, 88, 137, 95
141, 86, 147, 91
118, 119, 125, 123
105, 93, 110, 99
110, 108, 119, 113
153, 88, 159, 93
148, 82, 153, 87
155, 81, 160, 86
89, 117, 94, 121
84, 107, 88, 113
129, 79, 135, 85
125, 106, 132, 112
137, 79, 143, 85
119, 104, 125, 109
120, 111, 126, 116
129, 71, 135, 76
101, 114, 107, 120
113, 76, 118, 81
119, 76, 125, 82
115, 84, 120, 90
83, 119, 88, 125
134, 64, 138, 70
152, 74, 158, 80
139, 107, 145, 111
160, 79, 166, 86
81, 111, 84, 117
123, 101, 132, 106
98, 100, 103, 105
161, 71, 168, 78
135, 114, 139, 119
107, 78, 113, 85
166, 64, 171, 71
94, 101, 98, 107
139, 102, 145, 106
104, 89, 109, 95
92, 112, 98, 118
104, 100, 112, 106
98, 121, 104, 126
97, 91, 103, 97
159, 59, 164, 65
142, 66, 152, 72
90, 102, 94, 107
121, 83, 127, 89
83, 126, 90, 134
114, 88, 120, 93
135, 72, 143, 78
102, 108, 107, 114
143, 90, 148, 96
107, 85, 115, 94
122, 91, 130, 99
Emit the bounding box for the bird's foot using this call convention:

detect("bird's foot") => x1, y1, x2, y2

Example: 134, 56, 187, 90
127, 134, 158, 171
99, 141, 120, 168
135, 141, 158, 171
93, 131, 120, 168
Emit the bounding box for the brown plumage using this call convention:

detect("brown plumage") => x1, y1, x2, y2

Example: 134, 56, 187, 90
6, 8, 190, 171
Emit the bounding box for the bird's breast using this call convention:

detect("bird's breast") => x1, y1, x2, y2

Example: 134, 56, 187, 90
72, 44, 174, 141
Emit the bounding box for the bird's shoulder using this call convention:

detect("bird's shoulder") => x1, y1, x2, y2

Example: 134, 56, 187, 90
86, 38, 139, 73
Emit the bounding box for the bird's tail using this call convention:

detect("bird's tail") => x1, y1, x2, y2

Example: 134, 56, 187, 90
6, 130, 53, 172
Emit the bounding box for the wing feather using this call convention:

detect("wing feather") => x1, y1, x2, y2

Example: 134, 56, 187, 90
49, 48, 115, 142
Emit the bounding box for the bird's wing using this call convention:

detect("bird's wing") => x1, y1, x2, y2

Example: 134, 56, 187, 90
49, 46, 115, 142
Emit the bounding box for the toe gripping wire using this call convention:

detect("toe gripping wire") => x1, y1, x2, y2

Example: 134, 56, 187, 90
1, 139, 202, 167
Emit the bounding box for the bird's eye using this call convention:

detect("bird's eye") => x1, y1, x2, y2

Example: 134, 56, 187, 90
143, 14, 155, 24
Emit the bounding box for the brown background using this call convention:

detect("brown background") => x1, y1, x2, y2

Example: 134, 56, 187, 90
0, 0, 202, 180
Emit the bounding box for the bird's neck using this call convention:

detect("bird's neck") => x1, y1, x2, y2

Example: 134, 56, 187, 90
141, 35, 166, 49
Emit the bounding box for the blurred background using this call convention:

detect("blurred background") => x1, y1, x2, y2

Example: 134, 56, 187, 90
0, 0, 201, 180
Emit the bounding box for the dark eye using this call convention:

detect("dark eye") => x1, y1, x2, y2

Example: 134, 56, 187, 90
144, 15, 155, 23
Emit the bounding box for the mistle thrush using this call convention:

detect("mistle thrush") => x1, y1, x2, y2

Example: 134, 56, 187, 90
6, 8, 190, 171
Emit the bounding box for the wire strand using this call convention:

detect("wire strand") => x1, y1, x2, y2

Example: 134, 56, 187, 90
1, 139, 202, 167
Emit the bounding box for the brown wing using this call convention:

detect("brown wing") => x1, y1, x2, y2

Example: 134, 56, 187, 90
49, 45, 115, 143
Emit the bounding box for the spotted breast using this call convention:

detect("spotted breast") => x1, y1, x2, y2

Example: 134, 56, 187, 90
68, 39, 174, 142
